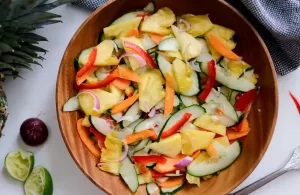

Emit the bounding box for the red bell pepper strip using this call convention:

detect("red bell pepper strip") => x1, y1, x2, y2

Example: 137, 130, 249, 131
198, 60, 216, 103
132, 155, 167, 165
161, 113, 192, 139
151, 170, 186, 178
234, 88, 259, 112
136, 12, 150, 18
76, 48, 97, 77
76, 73, 117, 90
89, 126, 106, 148
289, 91, 300, 114
123, 41, 157, 68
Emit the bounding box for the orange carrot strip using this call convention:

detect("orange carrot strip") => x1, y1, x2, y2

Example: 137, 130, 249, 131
154, 154, 186, 173
208, 34, 241, 61
149, 33, 165, 45
156, 176, 185, 188
77, 119, 101, 158
111, 94, 139, 114
227, 128, 249, 141
112, 78, 131, 90
112, 66, 141, 83
191, 150, 201, 159
77, 48, 97, 77
76, 66, 98, 85
164, 73, 175, 117
125, 129, 156, 144
127, 28, 140, 38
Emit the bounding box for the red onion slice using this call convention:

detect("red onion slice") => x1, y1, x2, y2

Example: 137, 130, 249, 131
156, 177, 169, 183
177, 17, 191, 32
119, 52, 147, 67
148, 107, 156, 118
116, 141, 129, 162
174, 156, 193, 168
77, 90, 100, 112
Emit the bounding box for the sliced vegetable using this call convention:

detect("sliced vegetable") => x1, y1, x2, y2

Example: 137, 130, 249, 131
63, 96, 80, 112
227, 128, 249, 141
111, 94, 139, 114
161, 113, 192, 139
149, 33, 165, 45
77, 73, 117, 90
158, 38, 179, 51
134, 113, 169, 136
164, 73, 175, 117
289, 91, 300, 114
187, 141, 241, 176
141, 33, 157, 50
132, 155, 167, 165
156, 176, 185, 188
124, 41, 157, 68
179, 95, 199, 107
112, 78, 131, 90
154, 154, 186, 173
113, 66, 142, 82
76, 66, 98, 86
138, 171, 154, 184
148, 134, 182, 157
116, 119, 143, 140
160, 181, 185, 195
89, 126, 106, 148
178, 14, 213, 37
198, 60, 216, 103
127, 28, 140, 38
174, 156, 193, 168
89, 116, 113, 135
235, 88, 259, 112
120, 157, 139, 193
177, 18, 191, 31
77, 90, 101, 112
77, 119, 101, 158
146, 183, 159, 195
194, 114, 226, 136
76, 48, 97, 78
186, 173, 200, 187
121, 101, 142, 128
143, 2, 155, 13
125, 129, 157, 144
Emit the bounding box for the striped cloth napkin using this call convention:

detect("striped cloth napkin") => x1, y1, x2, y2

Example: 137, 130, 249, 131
74, 0, 300, 75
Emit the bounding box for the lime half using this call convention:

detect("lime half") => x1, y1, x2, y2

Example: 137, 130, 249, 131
24, 166, 53, 195
5, 149, 34, 182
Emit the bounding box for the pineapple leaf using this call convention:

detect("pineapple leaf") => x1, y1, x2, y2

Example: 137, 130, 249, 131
10, 0, 40, 19
11, 50, 33, 61
11, 63, 33, 71
1, 54, 28, 64
0, 62, 16, 71
19, 45, 40, 58
0, 42, 14, 53
4, 73, 24, 80
20, 33, 48, 42
14, 12, 61, 24
33, 20, 62, 28
0, 0, 11, 22
23, 43, 48, 53
2, 20, 35, 29
1, 39, 21, 48
29, 0, 73, 13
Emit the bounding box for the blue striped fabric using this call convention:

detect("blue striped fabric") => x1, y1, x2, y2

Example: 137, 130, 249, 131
74, 0, 300, 75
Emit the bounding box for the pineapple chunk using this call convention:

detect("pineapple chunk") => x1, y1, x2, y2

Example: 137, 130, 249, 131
178, 14, 213, 37
141, 7, 176, 35
180, 129, 215, 155
194, 114, 226, 136
78, 89, 120, 117
171, 25, 204, 61
164, 51, 183, 60
186, 173, 200, 187
79, 40, 119, 66
86, 75, 99, 84
82, 115, 91, 127
205, 24, 237, 60
100, 131, 123, 175
192, 151, 210, 164
104, 17, 142, 39
138, 171, 154, 184
214, 136, 230, 148
148, 133, 181, 157
121, 37, 145, 70
109, 84, 124, 100
138, 69, 165, 112
206, 140, 226, 159
172, 59, 193, 93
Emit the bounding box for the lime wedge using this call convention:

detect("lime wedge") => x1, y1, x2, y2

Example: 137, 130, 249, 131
4, 149, 34, 182
24, 166, 53, 195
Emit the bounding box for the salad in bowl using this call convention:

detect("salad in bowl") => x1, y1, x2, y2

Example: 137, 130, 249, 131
62, 2, 259, 194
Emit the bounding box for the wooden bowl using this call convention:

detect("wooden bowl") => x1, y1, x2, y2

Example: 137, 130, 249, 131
56, 0, 278, 194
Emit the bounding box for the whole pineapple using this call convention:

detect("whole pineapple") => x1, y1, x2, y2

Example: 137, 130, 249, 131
0, 0, 72, 137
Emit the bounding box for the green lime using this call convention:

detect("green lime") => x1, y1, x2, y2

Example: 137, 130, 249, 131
24, 166, 53, 195
4, 149, 34, 182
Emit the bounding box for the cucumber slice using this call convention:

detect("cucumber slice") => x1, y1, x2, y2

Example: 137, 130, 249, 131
142, 34, 157, 50
196, 52, 214, 68
121, 101, 142, 128
230, 90, 239, 106
89, 116, 112, 136
160, 181, 185, 195
220, 86, 232, 100
146, 183, 159, 195
187, 141, 242, 176
202, 103, 237, 127
78, 48, 92, 65
63, 96, 80, 112
113, 39, 123, 49
111, 112, 123, 122
95, 68, 109, 80
179, 95, 199, 107
179, 69, 200, 97
120, 157, 139, 193
237, 111, 243, 119
134, 164, 141, 175
158, 38, 179, 51
143, 2, 155, 13
205, 88, 238, 122
159, 105, 205, 139
116, 119, 143, 140
133, 138, 151, 152
155, 95, 181, 110
200, 63, 255, 92
134, 113, 169, 136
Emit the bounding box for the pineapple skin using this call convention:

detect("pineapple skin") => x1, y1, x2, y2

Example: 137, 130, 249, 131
0, 86, 8, 137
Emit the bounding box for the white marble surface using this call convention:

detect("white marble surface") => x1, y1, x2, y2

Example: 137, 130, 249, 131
1, 4, 300, 195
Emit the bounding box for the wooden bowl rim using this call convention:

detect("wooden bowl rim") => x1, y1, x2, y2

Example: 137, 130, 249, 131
56, 0, 278, 194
